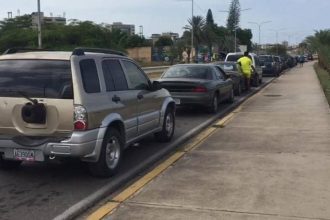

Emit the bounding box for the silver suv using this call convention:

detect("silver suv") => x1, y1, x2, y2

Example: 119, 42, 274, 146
0, 48, 176, 177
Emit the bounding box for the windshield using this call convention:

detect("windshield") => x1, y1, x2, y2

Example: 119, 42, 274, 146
0, 60, 73, 99
226, 54, 252, 62
162, 66, 214, 80
260, 56, 273, 62
218, 63, 237, 71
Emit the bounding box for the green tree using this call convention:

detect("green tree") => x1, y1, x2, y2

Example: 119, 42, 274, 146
266, 44, 287, 56
236, 28, 253, 51
205, 9, 217, 55
226, 0, 240, 32
184, 15, 206, 57
155, 36, 173, 47
125, 34, 151, 48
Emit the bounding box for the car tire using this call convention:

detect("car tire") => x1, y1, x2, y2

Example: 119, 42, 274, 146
234, 83, 242, 96
0, 156, 22, 170
88, 127, 123, 178
208, 93, 219, 114
227, 88, 235, 103
253, 74, 259, 87
155, 107, 175, 142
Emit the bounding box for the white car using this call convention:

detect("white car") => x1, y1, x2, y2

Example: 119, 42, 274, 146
225, 52, 263, 86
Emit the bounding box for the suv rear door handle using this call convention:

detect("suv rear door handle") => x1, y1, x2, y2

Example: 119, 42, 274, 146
112, 95, 121, 103
137, 94, 144, 100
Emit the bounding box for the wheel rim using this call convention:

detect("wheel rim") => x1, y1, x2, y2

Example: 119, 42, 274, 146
165, 113, 174, 137
105, 136, 121, 170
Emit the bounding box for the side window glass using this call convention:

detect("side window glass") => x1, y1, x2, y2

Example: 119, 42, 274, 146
80, 59, 100, 93
255, 57, 260, 66
215, 67, 225, 79
122, 60, 149, 90
102, 60, 128, 91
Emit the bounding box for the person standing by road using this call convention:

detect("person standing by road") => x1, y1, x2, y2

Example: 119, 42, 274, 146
237, 51, 252, 90
298, 55, 305, 67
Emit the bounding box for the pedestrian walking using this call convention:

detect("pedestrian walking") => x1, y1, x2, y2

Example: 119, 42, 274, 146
299, 55, 305, 67
237, 51, 252, 90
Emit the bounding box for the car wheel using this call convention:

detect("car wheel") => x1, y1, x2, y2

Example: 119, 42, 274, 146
253, 74, 259, 87
88, 127, 123, 177
208, 93, 219, 113
155, 107, 175, 142
227, 88, 234, 103
234, 83, 241, 96
0, 156, 22, 170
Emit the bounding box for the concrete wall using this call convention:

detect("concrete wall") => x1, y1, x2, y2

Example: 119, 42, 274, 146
127, 47, 151, 62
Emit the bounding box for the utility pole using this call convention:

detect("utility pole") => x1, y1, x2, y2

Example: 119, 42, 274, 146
176, 0, 194, 62
191, 0, 194, 62
37, 0, 42, 49
269, 28, 285, 55
248, 20, 271, 54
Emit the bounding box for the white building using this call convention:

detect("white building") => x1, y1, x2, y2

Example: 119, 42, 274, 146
107, 22, 135, 36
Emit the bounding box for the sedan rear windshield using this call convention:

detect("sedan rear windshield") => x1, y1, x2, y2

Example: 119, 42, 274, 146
162, 66, 214, 80
0, 60, 73, 99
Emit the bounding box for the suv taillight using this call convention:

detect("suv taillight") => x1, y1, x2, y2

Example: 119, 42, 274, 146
74, 105, 88, 131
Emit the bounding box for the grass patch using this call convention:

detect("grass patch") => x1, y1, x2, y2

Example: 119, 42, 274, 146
314, 63, 330, 106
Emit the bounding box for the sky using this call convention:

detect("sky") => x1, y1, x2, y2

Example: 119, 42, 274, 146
1, 0, 329, 45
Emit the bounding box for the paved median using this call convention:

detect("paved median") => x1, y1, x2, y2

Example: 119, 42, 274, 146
93, 62, 330, 220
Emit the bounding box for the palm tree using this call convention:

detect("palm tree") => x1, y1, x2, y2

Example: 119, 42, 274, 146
183, 15, 206, 59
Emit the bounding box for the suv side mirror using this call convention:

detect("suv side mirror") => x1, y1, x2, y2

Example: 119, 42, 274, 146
150, 81, 162, 91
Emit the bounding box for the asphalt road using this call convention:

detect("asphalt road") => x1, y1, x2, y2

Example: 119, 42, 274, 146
0, 77, 274, 220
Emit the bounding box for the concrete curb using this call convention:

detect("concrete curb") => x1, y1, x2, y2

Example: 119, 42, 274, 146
53, 77, 277, 220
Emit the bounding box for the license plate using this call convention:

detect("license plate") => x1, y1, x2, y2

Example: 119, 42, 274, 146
174, 98, 181, 105
14, 149, 35, 161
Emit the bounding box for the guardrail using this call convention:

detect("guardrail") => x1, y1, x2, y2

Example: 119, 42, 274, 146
142, 66, 169, 74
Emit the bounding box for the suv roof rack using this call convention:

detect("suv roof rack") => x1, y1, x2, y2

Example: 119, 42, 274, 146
3, 48, 54, 55
72, 48, 127, 56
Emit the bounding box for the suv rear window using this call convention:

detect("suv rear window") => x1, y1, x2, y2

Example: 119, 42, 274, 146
0, 60, 73, 99
226, 54, 252, 62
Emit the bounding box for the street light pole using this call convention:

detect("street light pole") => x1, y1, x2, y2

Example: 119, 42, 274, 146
37, 0, 42, 49
248, 21, 271, 54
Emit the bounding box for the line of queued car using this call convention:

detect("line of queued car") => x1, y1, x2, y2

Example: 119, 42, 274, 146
0, 47, 296, 178
157, 52, 299, 115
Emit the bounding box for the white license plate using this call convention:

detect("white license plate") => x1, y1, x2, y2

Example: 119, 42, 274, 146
174, 98, 181, 105
14, 149, 35, 161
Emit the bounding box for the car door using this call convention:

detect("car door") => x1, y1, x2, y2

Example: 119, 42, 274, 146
214, 66, 232, 101
121, 60, 161, 136
102, 59, 138, 141
253, 56, 262, 77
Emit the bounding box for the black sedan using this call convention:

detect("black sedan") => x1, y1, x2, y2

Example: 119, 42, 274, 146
213, 61, 245, 96
157, 64, 234, 113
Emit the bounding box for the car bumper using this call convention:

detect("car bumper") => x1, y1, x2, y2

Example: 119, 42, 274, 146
0, 129, 103, 162
171, 93, 213, 106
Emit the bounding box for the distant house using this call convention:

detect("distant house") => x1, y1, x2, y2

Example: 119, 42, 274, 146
31, 12, 66, 28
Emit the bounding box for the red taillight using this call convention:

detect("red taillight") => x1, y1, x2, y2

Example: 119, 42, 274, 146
74, 105, 88, 131
74, 120, 87, 131
192, 86, 207, 93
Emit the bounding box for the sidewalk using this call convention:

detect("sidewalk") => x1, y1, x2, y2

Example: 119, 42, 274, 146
107, 62, 330, 220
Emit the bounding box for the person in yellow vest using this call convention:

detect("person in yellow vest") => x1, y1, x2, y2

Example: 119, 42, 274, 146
237, 51, 252, 91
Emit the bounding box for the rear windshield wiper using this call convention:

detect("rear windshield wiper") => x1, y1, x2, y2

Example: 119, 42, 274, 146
0, 89, 38, 104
